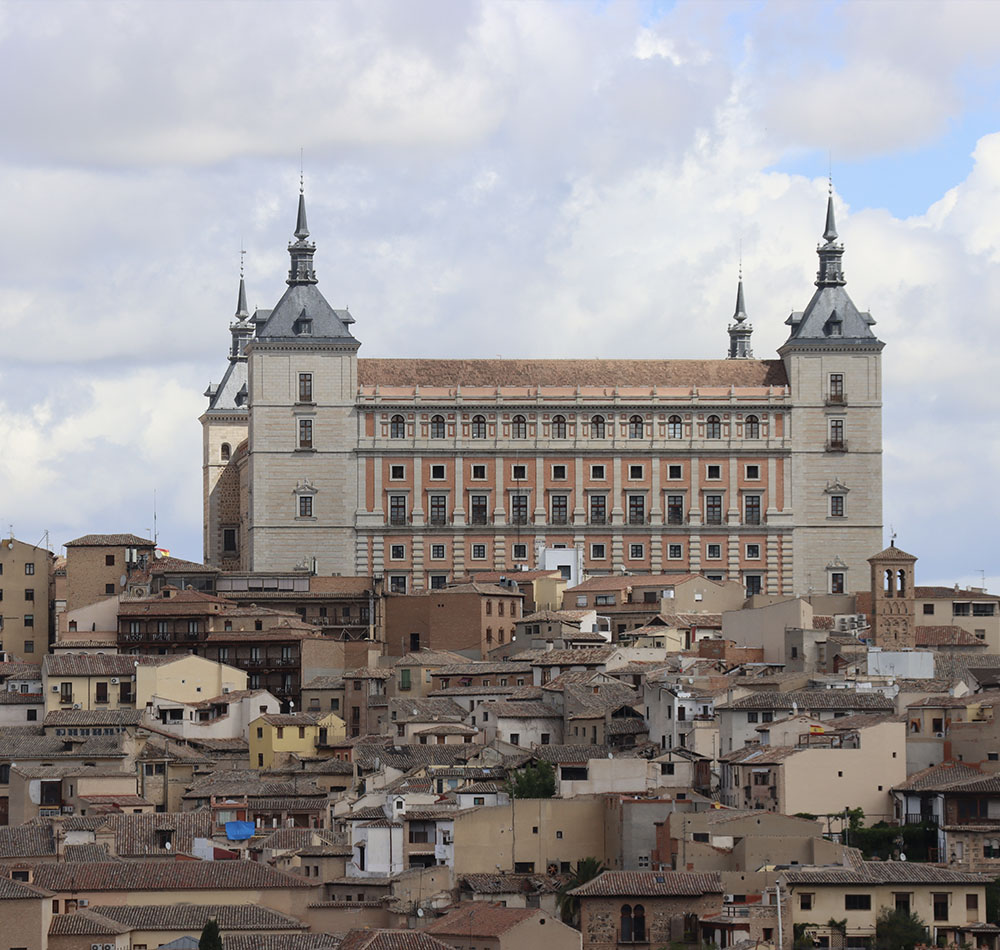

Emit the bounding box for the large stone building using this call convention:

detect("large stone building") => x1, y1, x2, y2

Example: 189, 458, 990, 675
202, 187, 884, 596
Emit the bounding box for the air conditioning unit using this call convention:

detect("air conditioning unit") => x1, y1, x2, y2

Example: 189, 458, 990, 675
51, 685, 59, 693
935, 732, 945, 738
724, 893, 736, 903
92, 944, 101, 950
110, 678, 119, 684
78, 899, 89, 907
73, 703, 81, 709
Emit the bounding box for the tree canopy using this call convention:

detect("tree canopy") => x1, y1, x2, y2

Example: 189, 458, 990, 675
199, 920, 223, 950
508, 760, 556, 798
875, 908, 929, 950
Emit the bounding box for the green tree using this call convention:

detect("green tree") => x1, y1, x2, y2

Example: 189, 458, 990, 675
507, 761, 556, 799
199, 920, 223, 950
557, 857, 606, 926
827, 918, 848, 950
874, 908, 929, 950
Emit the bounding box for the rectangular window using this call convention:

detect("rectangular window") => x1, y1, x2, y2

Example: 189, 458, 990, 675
629, 464, 644, 480
429, 495, 448, 525
105, 583, 116, 595
933, 894, 948, 921
829, 373, 844, 401
471, 494, 489, 525
430, 464, 446, 480
595, 594, 615, 606
552, 464, 567, 480
706, 464, 721, 480
829, 419, 845, 449
746, 543, 761, 559
430, 574, 447, 589
744, 495, 761, 525
666, 494, 684, 525
629, 543, 644, 560
471, 544, 487, 560
591, 543, 606, 560
390, 576, 407, 594
510, 494, 528, 525
831, 572, 845, 594
95, 681, 108, 704
298, 418, 313, 449
389, 496, 407, 525
668, 543, 683, 559
830, 494, 845, 517
706, 543, 722, 559
24, 563, 34, 576
667, 464, 682, 479
628, 495, 645, 525
298, 496, 313, 518
705, 494, 723, 524
390, 464, 405, 480
954, 603, 971, 616
105, 554, 115, 566
24, 588, 33, 601
800, 894, 814, 911
512, 464, 527, 480
591, 464, 606, 479
298, 373, 313, 402
923, 603, 935, 615
23, 614, 33, 628
430, 544, 445, 560
973, 604, 996, 617
590, 494, 607, 524
550, 495, 568, 525
471, 464, 487, 480
390, 544, 406, 560
512, 543, 527, 560
223, 527, 238, 553
745, 464, 760, 480
745, 575, 762, 596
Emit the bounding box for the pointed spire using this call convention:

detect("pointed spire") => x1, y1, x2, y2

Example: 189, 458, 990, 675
287, 174, 318, 285
294, 191, 310, 241
733, 270, 748, 324
727, 266, 753, 359
823, 179, 838, 243
236, 246, 249, 318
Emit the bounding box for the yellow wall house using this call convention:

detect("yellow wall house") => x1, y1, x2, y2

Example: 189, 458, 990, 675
41, 653, 142, 712
782, 861, 991, 949
135, 652, 248, 707
250, 712, 345, 769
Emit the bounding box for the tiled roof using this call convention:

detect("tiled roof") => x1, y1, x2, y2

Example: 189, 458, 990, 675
915, 626, 985, 647
63, 844, 115, 862
430, 582, 522, 597
566, 573, 706, 593
607, 718, 649, 735
435, 662, 532, 676
717, 690, 893, 711
457, 781, 503, 794
223, 936, 341, 950
57, 811, 215, 857
43, 708, 145, 727
459, 872, 561, 895
303, 675, 345, 690
25, 860, 315, 891
524, 647, 616, 666
915, 586, 1000, 602
415, 723, 479, 735
257, 713, 320, 727
351, 743, 476, 771
357, 358, 786, 388
430, 686, 517, 697
0, 691, 42, 705
65, 534, 154, 547
41, 654, 142, 676
532, 744, 614, 763
481, 700, 561, 719
254, 828, 346, 852
424, 902, 539, 936
0, 876, 53, 900
149, 556, 220, 574
782, 861, 989, 885
182, 771, 325, 800
569, 870, 723, 897
394, 650, 469, 667
389, 697, 469, 722
906, 695, 976, 708
338, 929, 456, 950
48, 911, 132, 935
92, 903, 305, 930
472, 570, 564, 582
0, 825, 56, 858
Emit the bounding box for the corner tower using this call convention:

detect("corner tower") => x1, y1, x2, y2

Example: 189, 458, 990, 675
244, 186, 361, 572
201, 264, 253, 568
779, 189, 884, 595
868, 543, 917, 648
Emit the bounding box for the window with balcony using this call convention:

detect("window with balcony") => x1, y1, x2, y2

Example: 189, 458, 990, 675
744, 495, 761, 525
298, 373, 313, 402
551, 495, 568, 525
628, 495, 645, 525
389, 495, 407, 525
298, 418, 313, 449
470, 495, 489, 525
590, 494, 607, 524
829, 419, 845, 450
667, 495, 684, 525
829, 373, 845, 403
510, 494, 528, 525
705, 494, 723, 524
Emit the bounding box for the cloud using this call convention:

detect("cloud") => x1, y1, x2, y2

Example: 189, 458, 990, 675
0, 0, 998, 587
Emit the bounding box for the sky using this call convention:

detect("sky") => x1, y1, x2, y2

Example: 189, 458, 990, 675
0, 0, 998, 590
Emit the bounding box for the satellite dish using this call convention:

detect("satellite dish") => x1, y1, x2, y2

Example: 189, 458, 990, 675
416, 908, 425, 918
899, 852, 906, 862
164, 841, 172, 851
119, 574, 128, 587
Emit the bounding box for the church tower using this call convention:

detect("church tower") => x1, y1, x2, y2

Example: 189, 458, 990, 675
868, 543, 917, 648
727, 274, 753, 358
201, 264, 252, 568
244, 185, 361, 572
779, 189, 884, 595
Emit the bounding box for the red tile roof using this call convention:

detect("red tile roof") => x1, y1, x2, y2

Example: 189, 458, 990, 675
65, 534, 154, 547
339, 930, 456, 950
569, 870, 723, 897
424, 902, 540, 936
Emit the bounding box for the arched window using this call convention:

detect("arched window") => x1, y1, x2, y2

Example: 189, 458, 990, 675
885, 569, 894, 597
430, 415, 446, 439
591, 415, 605, 439
629, 415, 644, 439
471, 415, 487, 439
898, 569, 906, 597
621, 905, 633, 943
745, 415, 760, 439
633, 905, 646, 942
706, 415, 721, 439
552, 415, 567, 439
667, 415, 683, 439
512, 415, 527, 439
390, 415, 406, 439
220, 443, 231, 461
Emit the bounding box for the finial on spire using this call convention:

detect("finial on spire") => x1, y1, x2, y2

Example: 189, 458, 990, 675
236, 246, 249, 319
823, 169, 838, 243
299, 147, 304, 195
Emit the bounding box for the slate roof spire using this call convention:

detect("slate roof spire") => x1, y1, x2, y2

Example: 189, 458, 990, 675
816, 180, 846, 288
287, 175, 318, 285
229, 249, 254, 362
727, 266, 753, 359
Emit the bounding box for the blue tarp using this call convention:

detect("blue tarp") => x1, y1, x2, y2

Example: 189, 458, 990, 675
225, 820, 255, 841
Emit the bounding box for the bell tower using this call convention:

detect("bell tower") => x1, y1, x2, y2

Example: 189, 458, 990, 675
868, 542, 917, 648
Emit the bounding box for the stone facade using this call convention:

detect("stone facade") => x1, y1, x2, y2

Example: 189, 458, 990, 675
578, 893, 721, 950
203, 192, 884, 597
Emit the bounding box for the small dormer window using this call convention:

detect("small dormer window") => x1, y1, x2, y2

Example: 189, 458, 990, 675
295, 318, 313, 336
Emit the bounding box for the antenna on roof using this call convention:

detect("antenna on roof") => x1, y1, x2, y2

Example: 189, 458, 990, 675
153, 489, 158, 545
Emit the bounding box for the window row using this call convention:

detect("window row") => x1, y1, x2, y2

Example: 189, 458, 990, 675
386, 461, 766, 482
379, 493, 769, 526
385, 413, 766, 440
387, 540, 765, 564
